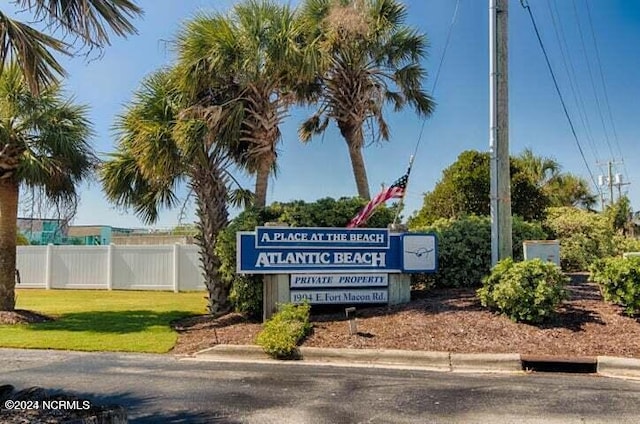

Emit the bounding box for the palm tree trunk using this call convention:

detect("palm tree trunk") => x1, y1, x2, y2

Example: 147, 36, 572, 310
0, 178, 18, 311
244, 84, 281, 209
340, 123, 371, 200
191, 158, 230, 316
254, 160, 271, 209
348, 143, 371, 200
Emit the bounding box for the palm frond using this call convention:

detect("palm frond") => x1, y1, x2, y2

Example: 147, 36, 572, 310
298, 113, 329, 142
14, 0, 142, 48
378, 27, 426, 66
384, 90, 404, 112
227, 187, 254, 209
113, 69, 185, 182
0, 11, 68, 93
392, 63, 425, 92
368, 0, 407, 37
100, 151, 179, 224
20, 99, 96, 194
0, 64, 95, 208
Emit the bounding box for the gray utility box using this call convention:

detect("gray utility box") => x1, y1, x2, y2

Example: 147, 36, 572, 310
523, 240, 560, 267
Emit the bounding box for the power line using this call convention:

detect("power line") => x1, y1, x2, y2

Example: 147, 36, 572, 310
546, 0, 600, 165
570, 0, 616, 161
520, 0, 602, 198
583, 0, 630, 181
412, 0, 460, 161
393, 0, 460, 224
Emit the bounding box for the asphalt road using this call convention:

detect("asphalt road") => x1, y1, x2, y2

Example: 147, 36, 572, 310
1, 348, 639, 423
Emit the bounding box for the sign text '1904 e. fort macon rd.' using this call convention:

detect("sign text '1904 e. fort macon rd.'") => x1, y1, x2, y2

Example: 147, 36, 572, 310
291, 289, 388, 304
237, 227, 402, 274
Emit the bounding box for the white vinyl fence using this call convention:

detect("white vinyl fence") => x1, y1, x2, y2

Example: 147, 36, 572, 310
16, 245, 206, 292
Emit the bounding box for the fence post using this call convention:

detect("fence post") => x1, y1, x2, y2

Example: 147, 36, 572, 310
172, 244, 180, 293
45, 244, 53, 290
106, 244, 114, 290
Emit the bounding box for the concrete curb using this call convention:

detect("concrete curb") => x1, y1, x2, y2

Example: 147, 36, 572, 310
188, 346, 640, 379
191, 345, 517, 373
195, 345, 270, 361
450, 353, 522, 373
597, 356, 640, 379
299, 347, 451, 370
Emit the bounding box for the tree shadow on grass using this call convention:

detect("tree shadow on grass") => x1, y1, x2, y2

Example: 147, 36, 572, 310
26, 310, 196, 334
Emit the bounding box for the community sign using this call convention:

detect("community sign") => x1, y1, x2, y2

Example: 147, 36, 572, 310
236, 227, 437, 274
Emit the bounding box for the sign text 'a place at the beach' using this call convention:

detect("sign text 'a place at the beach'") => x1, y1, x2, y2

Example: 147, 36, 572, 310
256, 227, 389, 249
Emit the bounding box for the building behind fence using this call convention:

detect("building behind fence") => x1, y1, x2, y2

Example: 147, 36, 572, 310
17, 245, 206, 292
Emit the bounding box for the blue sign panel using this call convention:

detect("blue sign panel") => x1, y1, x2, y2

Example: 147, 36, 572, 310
237, 232, 402, 274
256, 227, 389, 249
237, 228, 438, 274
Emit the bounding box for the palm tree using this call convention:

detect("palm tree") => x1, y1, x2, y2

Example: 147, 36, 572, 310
546, 174, 598, 210
176, 0, 309, 208
298, 0, 434, 200
0, 63, 95, 311
101, 69, 248, 316
516, 148, 561, 188
0, 0, 142, 94
516, 148, 597, 209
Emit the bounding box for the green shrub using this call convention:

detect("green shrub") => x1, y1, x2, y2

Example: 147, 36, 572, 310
513, 217, 548, 260
613, 235, 640, 257
410, 215, 547, 288
216, 208, 270, 319
256, 303, 312, 358
589, 256, 640, 316
544, 207, 616, 271
217, 197, 397, 317
477, 258, 569, 323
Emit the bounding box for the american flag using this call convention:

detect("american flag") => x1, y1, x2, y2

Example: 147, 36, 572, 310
347, 173, 409, 228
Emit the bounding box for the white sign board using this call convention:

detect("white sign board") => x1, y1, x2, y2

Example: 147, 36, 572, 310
402, 234, 437, 272
523, 240, 560, 266
290, 289, 388, 304
290, 273, 388, 288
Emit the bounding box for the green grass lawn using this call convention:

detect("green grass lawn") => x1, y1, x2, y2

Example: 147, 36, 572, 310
0, 289, 207, 353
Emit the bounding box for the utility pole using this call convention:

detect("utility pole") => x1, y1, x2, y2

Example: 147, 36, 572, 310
489, 0, 512, 266
597, 160, 629, 208
614, 173, 630, 200
608, 161, 614, 205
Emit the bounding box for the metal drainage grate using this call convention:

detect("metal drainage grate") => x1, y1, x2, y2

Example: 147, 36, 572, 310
521, 355, 597, 374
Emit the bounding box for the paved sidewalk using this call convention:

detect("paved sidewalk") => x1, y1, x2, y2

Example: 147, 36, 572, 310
186, 344, 640, 379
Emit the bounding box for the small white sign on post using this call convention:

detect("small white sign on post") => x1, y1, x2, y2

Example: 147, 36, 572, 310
290, 273, 388, 288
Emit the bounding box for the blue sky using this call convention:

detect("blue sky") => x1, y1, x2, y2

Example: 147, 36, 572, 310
9, 0, 640, 228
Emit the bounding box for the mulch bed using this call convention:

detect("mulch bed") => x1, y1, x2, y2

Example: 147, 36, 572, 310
172, 274, 640, 358
0, 310, 53, 325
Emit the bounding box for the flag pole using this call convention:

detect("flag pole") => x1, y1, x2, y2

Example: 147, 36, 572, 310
392, 154, 415, 225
